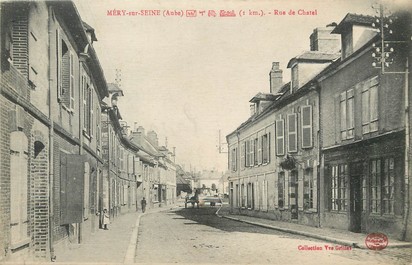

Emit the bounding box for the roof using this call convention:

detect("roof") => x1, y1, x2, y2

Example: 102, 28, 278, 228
108, 83, 124, 96
332, 13, 375, 34
48, 1, 109, 99
82, 21, 98, 42
249, 92, 280, 103
287, 51, 340, 68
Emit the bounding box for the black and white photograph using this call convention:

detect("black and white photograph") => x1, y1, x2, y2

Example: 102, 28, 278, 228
0, 0, 412, 264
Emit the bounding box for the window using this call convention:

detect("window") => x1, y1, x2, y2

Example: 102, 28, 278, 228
370, 159, 381, 213
330, 164, 348, 211
82, 76, 88, 131
246, 140, 249, 167
301, 105, 313, 148
249, 139, 254, 166
70, 54, 75, 109
262, 133, 270, 164
247, 183, 253, 209
278, 172, 285, 208
371, 158, 395, 214
303, 168, 314, 210
60, 40, 75, 110
254, 138, 258, 165
241, 184, 246, 207
340, 89, 354, 140
257, 136, 262, 165
382, 158, 395, 214
231, 148, 237, 172
287, 113, 297, 152
362, 76, 379, 134
240, 142, 245, 169
276, 119, 285, 156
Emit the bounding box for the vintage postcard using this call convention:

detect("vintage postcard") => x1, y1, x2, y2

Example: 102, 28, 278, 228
0, 0, 411, 264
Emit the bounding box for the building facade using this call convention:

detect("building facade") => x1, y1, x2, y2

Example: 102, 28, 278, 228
0, 1, 179, 262
318, 13, 412, 240
227, 11, 412, 241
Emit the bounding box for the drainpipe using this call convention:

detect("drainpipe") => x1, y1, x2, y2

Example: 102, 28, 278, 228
47, 5, 56, 261
401, 56, 410, 241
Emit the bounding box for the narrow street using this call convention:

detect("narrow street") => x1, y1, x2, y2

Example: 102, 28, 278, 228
134, 205, 412, 264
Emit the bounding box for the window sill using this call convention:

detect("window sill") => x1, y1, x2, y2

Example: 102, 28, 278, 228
83, 130, 92, 141
61, 104, 74, 115
10, 238, 30, 251
303, 209, 317, 213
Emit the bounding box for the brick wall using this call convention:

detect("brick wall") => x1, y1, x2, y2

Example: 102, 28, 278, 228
30, 130, 49, 260
0, 96, 11, 260
11, 12, 29, 77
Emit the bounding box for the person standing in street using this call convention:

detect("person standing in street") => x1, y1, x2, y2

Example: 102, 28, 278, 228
141, 197, 147, 213
103, 209, 110, 230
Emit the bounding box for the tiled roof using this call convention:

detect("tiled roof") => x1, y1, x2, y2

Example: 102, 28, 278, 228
287, 51, 340, 68
332, 13, 375, 34
108, 83, 124, 96
82, 21, 98, 42
249, 92, 280, 103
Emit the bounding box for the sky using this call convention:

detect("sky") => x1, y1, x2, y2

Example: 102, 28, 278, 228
72, 0, 409, 173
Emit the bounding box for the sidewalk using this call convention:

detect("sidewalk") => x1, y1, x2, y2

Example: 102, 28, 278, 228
55, 205, 171, 264
216, 205, 412, 249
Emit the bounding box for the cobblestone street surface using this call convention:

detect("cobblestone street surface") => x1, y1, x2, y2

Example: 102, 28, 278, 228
135, 203, 412, 265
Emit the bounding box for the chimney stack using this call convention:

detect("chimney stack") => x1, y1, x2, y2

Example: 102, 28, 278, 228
147, 130, 159, 147
309, 24, 340, 53
269, 62, 283, 94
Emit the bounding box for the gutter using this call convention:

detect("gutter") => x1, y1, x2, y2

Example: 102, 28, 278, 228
47, 6, 56, 261
401, 56, 410, 241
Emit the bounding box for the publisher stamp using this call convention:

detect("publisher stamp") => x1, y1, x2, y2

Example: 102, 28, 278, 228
365, 233, 389, 250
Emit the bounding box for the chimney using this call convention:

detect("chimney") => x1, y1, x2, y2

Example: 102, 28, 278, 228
269, 62, 283, 94
134, 122, 138, 132
250, 104, 256, 116
137, 126, 145, 135
147, 130, 158, 147
309, 24, 340, 53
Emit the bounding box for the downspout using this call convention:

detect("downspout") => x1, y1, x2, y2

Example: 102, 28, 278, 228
317, 83, 322, 228
47, 5, 56, 261
401, 56, 410, 241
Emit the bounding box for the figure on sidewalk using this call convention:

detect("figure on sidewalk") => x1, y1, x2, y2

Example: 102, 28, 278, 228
103, 209, 110, 230
141, 197, 147, 213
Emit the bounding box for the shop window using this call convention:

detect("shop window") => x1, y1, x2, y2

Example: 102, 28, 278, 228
330, 164, 348, 211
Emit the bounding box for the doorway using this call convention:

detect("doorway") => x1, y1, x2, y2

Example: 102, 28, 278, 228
350, 163, 363, 233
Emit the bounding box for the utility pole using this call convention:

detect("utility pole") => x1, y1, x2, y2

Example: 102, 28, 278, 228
371, 0, 411, 240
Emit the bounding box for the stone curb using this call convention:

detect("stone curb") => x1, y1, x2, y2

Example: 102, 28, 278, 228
123, 213, 143, 263
216, 208, 412, 250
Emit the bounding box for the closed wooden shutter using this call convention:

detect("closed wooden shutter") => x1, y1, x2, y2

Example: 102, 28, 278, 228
10, 132, 29, 248
60, 153, 84, 224
301, 105, 313, 148
276, 119, 285, 155
287, 113, 297, 152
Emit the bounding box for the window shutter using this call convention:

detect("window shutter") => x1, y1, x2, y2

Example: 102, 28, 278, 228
301, 105, 313, 148
313, 162, 318, 211
250, 139, 254, 166
340, 92, 347, 140
284, 172, 289, 208
287, 113, 297, 152
276, 119, 285, 155
267, 132, 271, 163
241, 142, 245, 169
56, 29, 62, 101
258, 136, 262, 165
84, 162, 90, 219
70, 53, 75, 110
298, 172, 304, 211
274, 177, 278, 208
